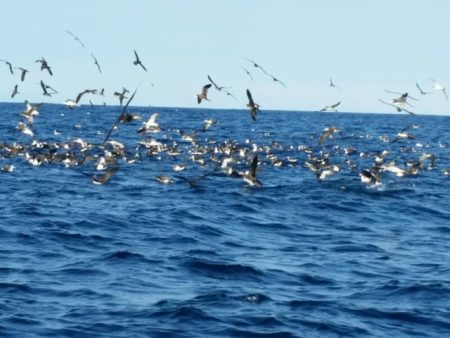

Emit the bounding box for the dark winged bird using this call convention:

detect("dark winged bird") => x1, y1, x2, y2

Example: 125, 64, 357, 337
40, 80, 58, 97
329, 77, 337, 88
320, 101, 341, 112
65, 30, 86, 48
91, 53, 102, 74
0, 59, 14, 74
243, 155, 262, 187
241, 66, 254, 81
15, 67, 29, 82
92, 167, 119, 185
197, 84, 212, 104
246, 89, 260, 121
384, 90, 418, 103
76, 89, 98, 104
133, 50, 148, 71
11, 84, 19, 98
268, 74, 286, 88
114, 87, 129, 106
35, 57, 53, 76
245, 58, 268, 75
207, 75, 231, 91
379, 99, 415, 115
416, 82, 430, 95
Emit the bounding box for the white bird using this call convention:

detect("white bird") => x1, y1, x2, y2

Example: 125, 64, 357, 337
64, 99, 79, 109
430, 79, 448, 100
137, 113, 160, 133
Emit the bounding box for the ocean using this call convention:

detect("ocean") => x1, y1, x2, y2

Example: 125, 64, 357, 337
1, 102, 449, 337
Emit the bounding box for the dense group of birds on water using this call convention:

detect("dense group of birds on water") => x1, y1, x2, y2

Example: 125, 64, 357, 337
1, 31, 449, 188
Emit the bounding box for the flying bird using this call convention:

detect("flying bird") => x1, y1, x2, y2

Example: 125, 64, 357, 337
92, 167, 119, 185
76, 89, 97, 104
35, 57, 53, 76
0, 59, 14, 74
40, 80, 58, 97
207, 75, 231, 91
137, 113, 160, 133
91, 53, 102, 74
243, 155, 262, 187
241, 67, 254, 81
15, 67, 29, 82
65, 30, 86, 48
114, 87, 129, 105
319, 127, 341, 144
430, 78, 448, 100
196, 84, 212, 104
329, 77, 338, 88
11, 84, 19, 98
246, 89, 260, 121
245, 58, 268, 75
320, 101, 341, 112
133, 50, 148, 71
416, 82, 430, 95
384, 90, 418, 102
267, 74, 286, 88
379, 99, 415, 115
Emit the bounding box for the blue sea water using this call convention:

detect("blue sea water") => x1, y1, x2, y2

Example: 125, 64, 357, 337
1, 102, 450, 337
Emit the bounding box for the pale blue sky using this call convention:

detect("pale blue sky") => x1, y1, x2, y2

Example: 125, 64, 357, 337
1, 0, 449, 115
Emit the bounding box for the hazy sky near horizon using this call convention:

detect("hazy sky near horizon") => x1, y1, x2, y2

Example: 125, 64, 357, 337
1, 0, 449, 115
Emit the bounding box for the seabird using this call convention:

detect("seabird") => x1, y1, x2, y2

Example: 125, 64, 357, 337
15, 67, 29, 82
267, 74, 286, 88
76, 89, 97, 104
91, 53, 102, 74
64, 99, 79, 109
35, 57, 53, 76
320, 101, 341, 112
329, 77, 337, 88
319, 127, 340, 144
1, 164, 15, 173
92, 167, 119, 185
246, 89, 260, 121
416, 82, 430, 95
0, 59, 14, 74
21, 101, 41, 124
245, 58, 268, 75
133, 50, 148, 71
242, 155, 262, 187
114, 87, 129, 105
176, 174, 208, 188
156, 175, 172, 184
197, 84, 212, 104
11, 84, 19, 98
137, 113, 160, 133
16, 121, 33, 137
65, 30, 86, 48
207, 75, 231, 91
379, 99, 415, 115
40, 80, 58, 96
384, 90, 418, 103
241, 66, 254, 81
430, 79, 448, 100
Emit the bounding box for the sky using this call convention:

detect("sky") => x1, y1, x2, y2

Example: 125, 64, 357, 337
1, 0, 450, 115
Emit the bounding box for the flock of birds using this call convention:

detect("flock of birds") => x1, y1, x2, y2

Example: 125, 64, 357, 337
1, 31, 449, 188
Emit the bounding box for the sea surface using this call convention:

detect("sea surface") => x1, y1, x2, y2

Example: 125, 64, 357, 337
1, 102, 449, 337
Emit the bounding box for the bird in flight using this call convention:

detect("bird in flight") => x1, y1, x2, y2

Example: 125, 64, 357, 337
267, 73, 286, 88
329, 77, 338, 88
207, 75, 231, 91
246, 89, 260, 121
243, 155, 262, 187
35, 57, 53, 76
65, 30, 86, 48
197, 84, 212, 104
133, 50, 148, 72
11, 84, 19, 98
0, 59, 14, 75
379, 99, 415, 115
40, 80, 58, 97
114, 87, 129, 106
245, 58, 268, 75
91, 53, 102, 74
15, 67, 29, 82
384, 90, 418, 103
241, 67, 254, 81
415, 82, 430, 95
430, 79, 448, 100
320, 101, 341, 112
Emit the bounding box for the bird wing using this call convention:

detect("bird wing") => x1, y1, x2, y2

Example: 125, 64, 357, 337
207, 75, 219, 89
250, 155, 258, 178
139, 63, 148, 72
202, 84, 212, 95
134, 49, 140, 62
246, 89, 254, 106
331, 101, 341, 109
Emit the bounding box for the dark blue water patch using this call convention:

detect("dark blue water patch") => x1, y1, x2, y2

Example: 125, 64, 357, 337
1, 103, 450, 337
